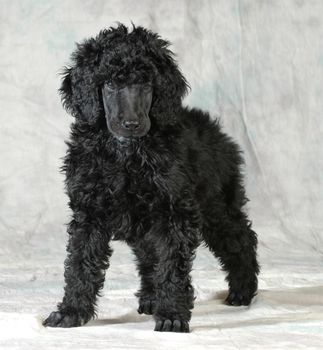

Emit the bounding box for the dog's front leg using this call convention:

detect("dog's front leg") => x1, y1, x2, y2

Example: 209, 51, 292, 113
43, 218, 112, 327
153, 210, 199, 333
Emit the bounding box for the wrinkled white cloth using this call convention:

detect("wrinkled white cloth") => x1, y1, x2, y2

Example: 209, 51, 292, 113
0, 1, 323, 349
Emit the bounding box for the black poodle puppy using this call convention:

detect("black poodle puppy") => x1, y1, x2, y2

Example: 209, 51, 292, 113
43, 24, 259, 333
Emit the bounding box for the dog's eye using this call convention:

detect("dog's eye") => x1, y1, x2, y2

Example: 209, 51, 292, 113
142, 84, 152, 92
105, 82, 115, 91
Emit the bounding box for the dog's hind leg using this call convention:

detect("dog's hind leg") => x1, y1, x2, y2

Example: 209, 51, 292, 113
202, 210, 260, 306
43, 217, 112, 327
132, 241, 158, 315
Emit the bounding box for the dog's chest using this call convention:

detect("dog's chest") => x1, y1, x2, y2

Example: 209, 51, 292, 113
101, 158, 168, 241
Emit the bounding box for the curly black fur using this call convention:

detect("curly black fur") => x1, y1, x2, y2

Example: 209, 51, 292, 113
43, 24, 260, 333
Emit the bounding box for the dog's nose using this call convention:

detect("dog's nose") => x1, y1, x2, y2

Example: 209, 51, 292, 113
122, 120, 140, 131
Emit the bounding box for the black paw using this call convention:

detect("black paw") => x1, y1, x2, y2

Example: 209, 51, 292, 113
154, 319, 189, 333
42, 311, 87, 328
225, 291, 253, 306
137, 298, 156, 315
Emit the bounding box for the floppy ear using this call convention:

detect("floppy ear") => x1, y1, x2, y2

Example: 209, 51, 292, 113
59, 67, 73, 114
59, 40, 104, 124
147, 38, 189, 125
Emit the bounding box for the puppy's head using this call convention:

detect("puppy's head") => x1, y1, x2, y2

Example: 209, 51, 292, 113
59, 24, 189, 139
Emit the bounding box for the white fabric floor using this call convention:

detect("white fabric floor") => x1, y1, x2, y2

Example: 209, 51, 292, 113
1, 242, 323, 349
1, 1, 323, 349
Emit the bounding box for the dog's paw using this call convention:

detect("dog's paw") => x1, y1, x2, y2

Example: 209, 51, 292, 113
154, 319, 189, 333
137, 298, 156, 315
225, 291, 252, 306
42, 311, 87, 328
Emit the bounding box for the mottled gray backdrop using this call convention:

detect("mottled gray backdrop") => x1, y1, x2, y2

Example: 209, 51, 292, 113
0, 1, 322, 349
